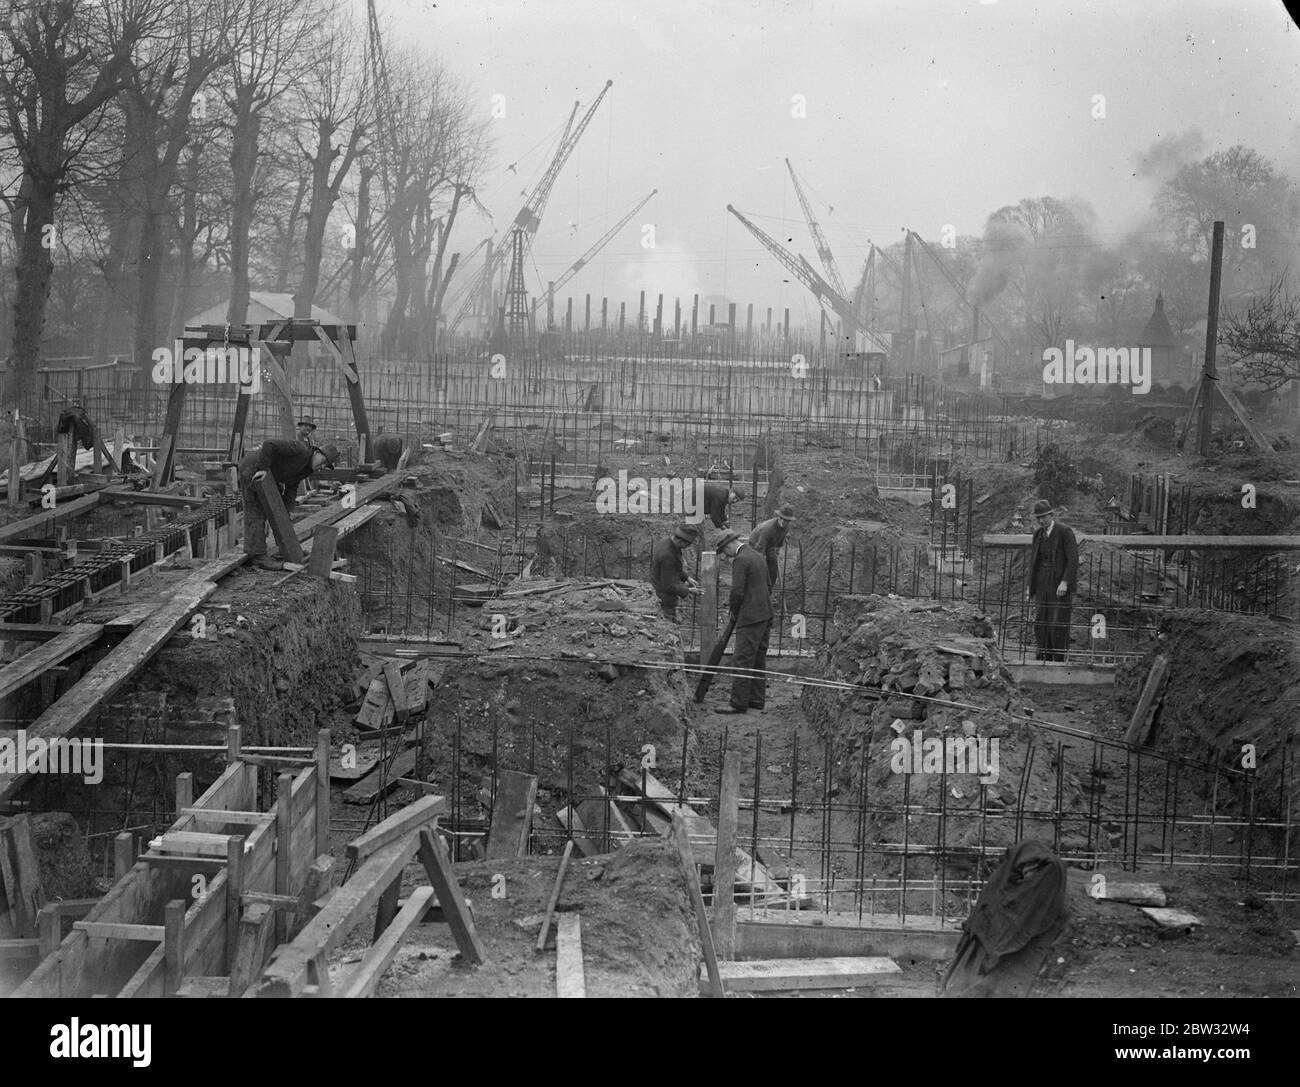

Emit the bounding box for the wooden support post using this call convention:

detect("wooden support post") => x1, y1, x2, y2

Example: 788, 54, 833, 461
8, 416, 22, 509
339, 885, 435, 999
1197, 221, 1225, 457
373, 877, 401, 942
584, 293, 591, 331
700, 550, 719, 663
57, 431, 74, 487
714, 750, 741, 959
416, 827, 487, 964
175, 771, 193, 815
164, 899, 186, 996
1124, 655, 1171, 747
691, 294, 699, 334
225, 834, 245, 973
315, 729, 331, 860
306, 525, 338, 579
275, 772, 292, 944
486, 769, 538, 859
671, 812, 723, 997
601, 297, 608, 330
151, 434, 174, 491
252, 473, 306, 563
114, 832, 135, 880
228, 902, 274, 997
0, 814, 44, 936
536, 839, 574, 952
38, 904, 59, 957
227, 724, 242, 764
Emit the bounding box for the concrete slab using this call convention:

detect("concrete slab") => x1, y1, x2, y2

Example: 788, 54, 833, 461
1006, 662, 1115, 686
710, 956, 901, 992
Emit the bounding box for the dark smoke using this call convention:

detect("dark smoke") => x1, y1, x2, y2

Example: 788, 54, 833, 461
1135, 129, 1206, 181
969, 219, 1030, 308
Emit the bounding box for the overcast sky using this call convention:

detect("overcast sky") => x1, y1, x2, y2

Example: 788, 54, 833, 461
377, 0, 1300, 320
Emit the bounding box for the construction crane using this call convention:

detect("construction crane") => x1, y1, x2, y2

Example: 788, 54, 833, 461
906, 229, 1013, 353
448, 81, 614, 337
727, 203, 866, 341
532, 189, 657, 322
785, 159, 847, 297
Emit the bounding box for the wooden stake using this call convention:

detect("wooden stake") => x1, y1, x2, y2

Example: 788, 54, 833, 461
1197, 221, 1225, 457
671, 812, 723, 997
713, 750, 741, 959
700, 550, 718, 662
164, 899, 186, 996
275, 772, 292, 945
536, 839, 574, 952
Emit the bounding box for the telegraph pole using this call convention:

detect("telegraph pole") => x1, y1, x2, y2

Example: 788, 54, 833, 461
1197, 220, 1225, 456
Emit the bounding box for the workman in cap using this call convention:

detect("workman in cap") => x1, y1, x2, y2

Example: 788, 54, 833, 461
749, 503, 796, 588
1025, 499, 1078, 661
296, 416, 317, 445
239, 438, 340, 570
714, 529, 773, 714
702, 481, 745, 529
650, 523, 700, 621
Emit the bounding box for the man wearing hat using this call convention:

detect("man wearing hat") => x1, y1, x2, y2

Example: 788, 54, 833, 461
749, 504, 796, 588
238, 437, 340, 570
296, 416, 317, 445
715, 529, 773, 713
1025, 499, 1078, 661
650, 523, 700, 621
702, 481, 745, 529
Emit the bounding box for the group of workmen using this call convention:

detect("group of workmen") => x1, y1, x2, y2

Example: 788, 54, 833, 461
239, 416, 341, 571
651, 491, 1081, 711
650, 490, 796, 715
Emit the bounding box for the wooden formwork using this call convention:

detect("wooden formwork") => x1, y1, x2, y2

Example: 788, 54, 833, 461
12, 726, 332, 998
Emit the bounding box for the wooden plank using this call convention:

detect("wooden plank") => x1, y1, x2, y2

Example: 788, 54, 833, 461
671, 813, 723, 998
1123, 654, 1170, 746
1099, 882, 1167, 907
252, 473, 305, 564
577, 784, 636, 851
486, 770, 538, 860
72, 921, 165, 941
404, 659, 430, 715
0, 815, 45, 937
0, 491, 102, 544
148, 831, 237, 857
555, 808, 599, 857
228, 902, 275, 997
254, 835, 421, 996
384, 661, 410, 723
555, 912, 585, 998
415, 827, 487, 965
712, 956, 901, 992
342, 748, 420, 805
339, 886, 436, 999
100, 489, 205, 508
1140, 907, 1202, 929
346, 795, 448, 863
306, 525, 339, 578
982, 532, 1300, 550
355, 674, 395, 731
329, 749, 380, 781
536, 840, 575, 952
1214, 381, 1273, 451
713, 751, 741, 959
163, 899, 186, 995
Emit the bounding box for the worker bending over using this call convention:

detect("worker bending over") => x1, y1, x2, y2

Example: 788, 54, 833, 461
748, 503, 796, 587
239, 438, 339, 570
649, 523, 700, 621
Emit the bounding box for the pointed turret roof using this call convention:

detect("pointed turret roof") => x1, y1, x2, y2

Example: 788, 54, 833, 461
1138, 293, 1179, 348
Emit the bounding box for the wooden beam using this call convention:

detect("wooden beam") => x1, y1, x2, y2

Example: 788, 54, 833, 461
228, 902, 275, 997
163, 899, 186, 995
0, 623, 101, 700
252, 474, 305, 564
486, 770, 538, 860
339, 886, 436, 999
0, 492, 101, 544
1123, 654, 1170, 747
345, 795, 447, 863
672, 813, 723, 997
1214, 381, 1273, 451
555, 913, 585, 998
982, 533, 1300, 550
384, 661, 410, 723
415, 827, 486, 965
536, 840, 574, 952
713, 751, 741, 959
711, 956, 901, 992
0, 814, 45, 936
72, 921, 165, 941
306, 525, 338, 578
100, 489, 206, 508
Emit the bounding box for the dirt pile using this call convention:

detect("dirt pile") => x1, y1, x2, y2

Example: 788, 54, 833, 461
800, 594, 1084, 877
360, 838, 701, 997
1116, 611, 1299, 830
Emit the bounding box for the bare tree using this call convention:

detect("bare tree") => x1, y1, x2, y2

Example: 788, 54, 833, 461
219, 0, 318, 325
0, 0, 149, 407
1221, 274, 1300, 389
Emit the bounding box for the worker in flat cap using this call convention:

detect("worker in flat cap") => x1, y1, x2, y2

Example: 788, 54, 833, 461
296, 416, 317, 445
749, 503, 796, 588
714, 528, 773, 713
650, 522, 701, 622
239, 438, 340, 570
1025, 499, 1078, 661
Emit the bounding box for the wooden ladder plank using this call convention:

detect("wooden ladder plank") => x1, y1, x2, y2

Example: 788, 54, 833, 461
555, 913, 585, 998
671, 813, 723, 998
